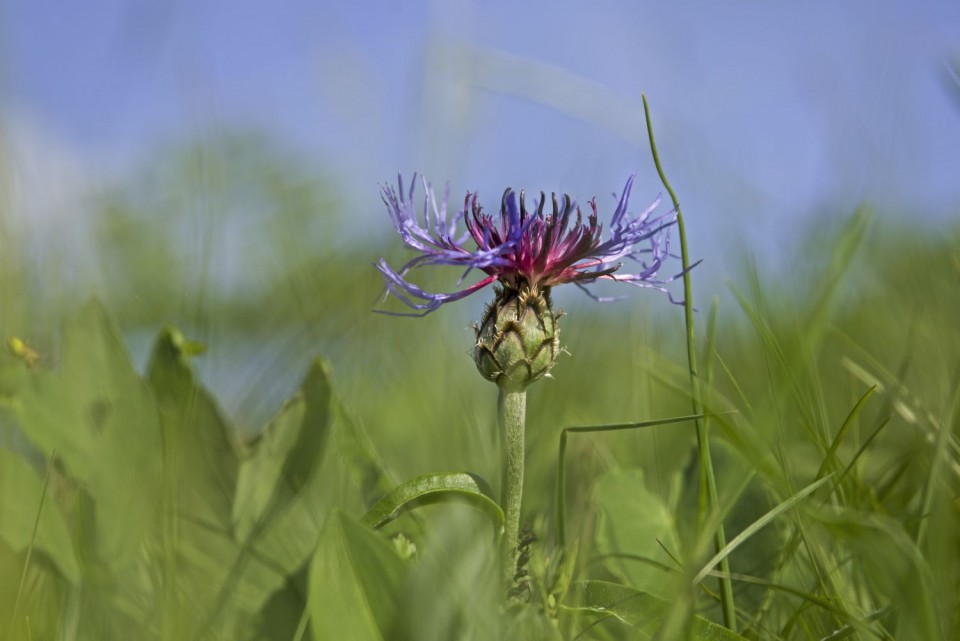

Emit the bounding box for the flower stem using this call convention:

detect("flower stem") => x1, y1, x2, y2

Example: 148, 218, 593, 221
498, 385, 527, 589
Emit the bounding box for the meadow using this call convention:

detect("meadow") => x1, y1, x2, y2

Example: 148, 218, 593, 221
1, 124, 958, 640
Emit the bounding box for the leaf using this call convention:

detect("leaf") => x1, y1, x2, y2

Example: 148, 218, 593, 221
199, 360, 396, 639
246, 395, 399, 576
173, 516, 289, 628
360, 472, 503, 531
12, 299, 163, 569
593, 468, 680, 600
561, 580, 748, 640
170, 359, 335, 638
237, 369, 404, 585
232, 358, 334, 541
146, 326, 239, 529
0, 449, 80, 583
142, 327, 286, 636
328, 400, 396, 509
308, 510, 406, 641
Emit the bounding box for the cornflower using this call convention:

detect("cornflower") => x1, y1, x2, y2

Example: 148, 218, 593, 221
374, 172, 690, 592
376, 173, 678, 319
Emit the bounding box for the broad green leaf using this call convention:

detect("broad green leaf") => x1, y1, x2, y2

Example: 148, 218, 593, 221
203, 359, 395, 639
13, 299, 163, 569
593, 468, 680, 600
0, 449, 80, 582
146, 326, 238, 529
247, 399, 398, 575
308, 510, 405, 641
144, 327, 294, 638
170, 516, 289, 635
232, 359, 333, 541
561, 581, 748, 640
171, 360, 336, 638
241, 481, 328, 576
328, 400, 396, 509
361, 472, 503, 531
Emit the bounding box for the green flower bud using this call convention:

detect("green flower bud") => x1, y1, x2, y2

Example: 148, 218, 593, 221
473, 284, 561, 389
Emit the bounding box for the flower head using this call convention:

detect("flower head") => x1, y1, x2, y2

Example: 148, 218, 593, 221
375, 173, 682, 316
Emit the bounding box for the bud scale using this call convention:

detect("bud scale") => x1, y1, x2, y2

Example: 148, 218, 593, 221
473, 285, 561, 389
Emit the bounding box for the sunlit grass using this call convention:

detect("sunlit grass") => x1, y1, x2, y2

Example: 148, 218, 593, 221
1, 132, 958, 639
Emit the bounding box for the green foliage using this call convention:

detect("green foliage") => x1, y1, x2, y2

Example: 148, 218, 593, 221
1, 133, 959, 639
360, 472, 502, 531
0, 449, 79, 583
561, 581, 748, 640
15, 301, 164, 569
232, 359, 332, 544
308, 510, 406, 641
593, 468, 680, 600
0, 299, 389, 640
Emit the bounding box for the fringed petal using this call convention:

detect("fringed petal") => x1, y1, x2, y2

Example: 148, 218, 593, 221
375, 173, 692, 314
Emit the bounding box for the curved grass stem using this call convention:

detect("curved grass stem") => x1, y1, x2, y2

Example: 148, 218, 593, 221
642, 94, 737, 631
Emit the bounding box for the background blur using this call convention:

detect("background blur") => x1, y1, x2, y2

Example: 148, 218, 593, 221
3, 0, 958, 425
0, 0, 956, 460
2, 2, 960, 638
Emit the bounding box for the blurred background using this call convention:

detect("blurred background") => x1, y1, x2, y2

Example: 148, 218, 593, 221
2, 2, 960, 638
2, 0, 959, 496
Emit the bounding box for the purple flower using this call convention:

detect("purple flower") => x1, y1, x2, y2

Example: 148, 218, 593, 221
375, 173, 685, 316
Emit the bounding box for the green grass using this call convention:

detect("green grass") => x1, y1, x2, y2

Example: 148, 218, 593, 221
1, 134, 958, 640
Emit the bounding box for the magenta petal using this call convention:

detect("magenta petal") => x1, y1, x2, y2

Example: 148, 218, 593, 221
375, 173, 689, 314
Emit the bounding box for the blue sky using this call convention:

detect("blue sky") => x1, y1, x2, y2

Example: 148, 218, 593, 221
3, 0, 960, 291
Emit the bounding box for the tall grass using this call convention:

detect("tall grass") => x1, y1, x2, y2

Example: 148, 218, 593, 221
0, 133, 958, 639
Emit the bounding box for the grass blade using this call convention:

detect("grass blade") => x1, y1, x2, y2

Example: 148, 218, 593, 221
816, 385, 877, 481
693, 474, 834, 585
915, 372, 960, 547
5, 450, 55, 641
643, 93, 737, 631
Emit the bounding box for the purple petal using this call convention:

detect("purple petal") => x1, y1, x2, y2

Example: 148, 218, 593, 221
374, 259, 497, 316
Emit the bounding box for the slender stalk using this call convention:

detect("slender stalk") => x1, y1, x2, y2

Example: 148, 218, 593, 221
555, 430, 569, 548
498, 385, 527, 588
7, 450, 55, 640
642, 94, 737, 631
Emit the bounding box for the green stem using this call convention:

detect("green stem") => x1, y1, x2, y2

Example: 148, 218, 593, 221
642, 94, 737, 631
555, 429, 569, 548
498, 385, 527, 589
7, 450, 55, 641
